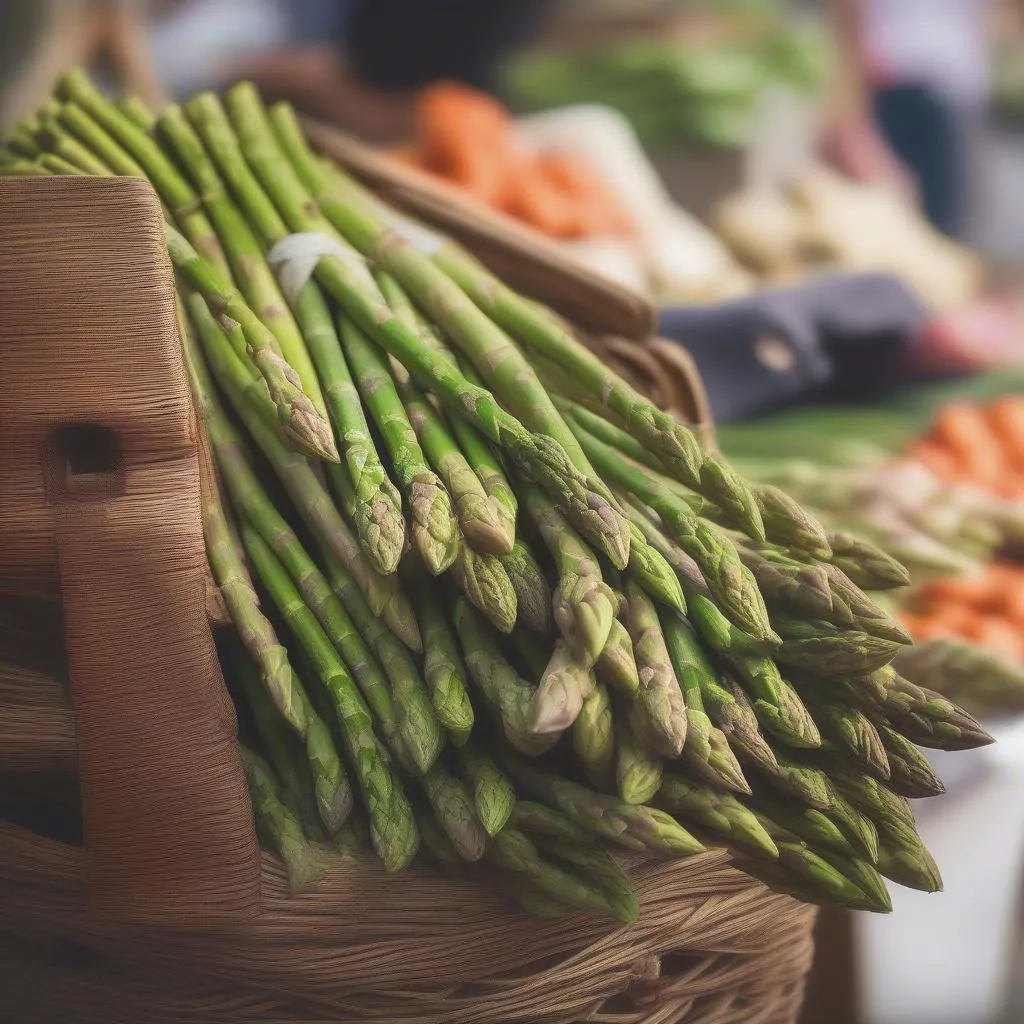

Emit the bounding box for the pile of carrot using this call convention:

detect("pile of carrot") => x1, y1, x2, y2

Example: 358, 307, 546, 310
389, 82, 633, 240
906, 395, 1024, 500
900, 563, 1024, 663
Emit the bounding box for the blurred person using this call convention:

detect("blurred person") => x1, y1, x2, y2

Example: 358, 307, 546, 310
825, 0, 993, 239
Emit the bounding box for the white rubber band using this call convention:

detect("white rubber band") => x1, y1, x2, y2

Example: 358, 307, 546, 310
267, 232, 369, 304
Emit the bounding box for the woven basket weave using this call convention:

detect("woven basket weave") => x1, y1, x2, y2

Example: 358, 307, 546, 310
0, 175, 814, 1024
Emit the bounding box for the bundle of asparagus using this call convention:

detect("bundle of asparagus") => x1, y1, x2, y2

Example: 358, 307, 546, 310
0, 70, 993, 921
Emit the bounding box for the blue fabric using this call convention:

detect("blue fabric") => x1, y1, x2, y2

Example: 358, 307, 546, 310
873, 83, 966, 238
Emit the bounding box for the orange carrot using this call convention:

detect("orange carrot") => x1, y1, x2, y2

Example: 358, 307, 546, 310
504, 158, 579, 238
906, 439, 962, 481
917, 571, 1003, 609
534, 151, 633, 237
986, 396, 1024, 471
415, 82, 515, 207
927, 402, 1009, 487
966, 615, 1024, 660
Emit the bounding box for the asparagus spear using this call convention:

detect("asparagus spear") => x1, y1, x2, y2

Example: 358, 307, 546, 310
184, 92, 411, 573
530, 641, 595, 735
532, 835, 640, 923
487, 828, 620, 919
661, 612, 750, 793
570, 422, 774, 642
457, 741, 515, 837
449, 542, 518, 634
228, 84, 630, 570
511, 801, 592, 845
240, 745, 332, 892
822, 563, 913, 644
705, 677, 780, 774
500, 536, 554, 636
573, 680, 616, 788
168, 226, 337, 461
34, 118, 113, 174
826, 531, 912, 590
420, 761, 487, 862
617, 709, 664, 805
774, 616, 904, 677
185, 290, 416, 640
386, 347, 511, 556
505, 755, 704, 857
878, 726, 947, 798
242, 523, 419, 869
596, 618, 641, 696
738, 544, 836, 621
403, 564, 474, 745
657, 776, 778, 859
451, 598, 556, 756
523, 483, 615, 667
118, 94, 156, 130
158, 103, 328, 415
801, 692, 891, 780
625, 578, 688, 758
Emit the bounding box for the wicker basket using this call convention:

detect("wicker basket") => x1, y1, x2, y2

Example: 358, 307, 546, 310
0, 175, 814, 1024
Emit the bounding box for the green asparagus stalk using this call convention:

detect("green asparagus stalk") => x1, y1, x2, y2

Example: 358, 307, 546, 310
657, 776, 778, 859
705, 677, 780, 774
876, 833, 943, 893
449, 542, 518, 634
117, 94, 156, 130
532, 835, 640, 923
233, 650, 327, 841
738, 544, 836, 621
570, 422, 774, 642
511, 800, 593, 844
531, 641, 595, 735
830, 771, 917, 834
414, 801, 464, 873
158, 103, 328, 415
185, 290, 415, 640
523, 483, 615, 667
457, 741, 516, 837
451, 598, 556, 755
240, 745, 332, 892
487, 828, 620, 919
227, 84, 630, 570
386, 349, 511, 556
774, 616, 904, 677
167, 226, 337, 461
871, 668, 993, 751
625, 578, 688, 758
878, 726, 946, 798
617, 709, 664, 805
420, 761, 487, 862
822, 564, 913, 644
402, 564, 474, 745
661, 612, 750, 793
505, 755, 704, 857
573, 680, 616, 788
34, 118, 113, 175
826, 531, 912, 590
803, 694, 891, 780
747, 792, 859, 861
499, 536, 554, 636
242, 523, 419, 869
59, 68, 230, 276
595, 618, 640, 696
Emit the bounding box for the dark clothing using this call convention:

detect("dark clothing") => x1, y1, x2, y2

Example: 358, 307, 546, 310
343, 0, 555, 92
658, 273, 928, 422
873, 83, 968, 238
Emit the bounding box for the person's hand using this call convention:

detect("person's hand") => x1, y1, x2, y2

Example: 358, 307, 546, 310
821, 113, 917, 202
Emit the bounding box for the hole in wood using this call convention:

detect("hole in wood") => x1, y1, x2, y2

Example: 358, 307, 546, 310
44, 424, 125, 502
